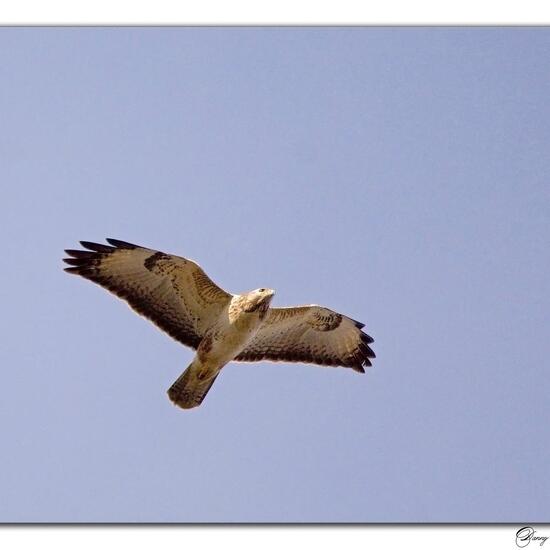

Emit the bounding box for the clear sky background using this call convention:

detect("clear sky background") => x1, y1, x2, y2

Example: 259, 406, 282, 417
0, 27, 549, 523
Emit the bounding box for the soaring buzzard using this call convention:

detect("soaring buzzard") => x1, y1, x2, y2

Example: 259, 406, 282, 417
64, 239, 375, 409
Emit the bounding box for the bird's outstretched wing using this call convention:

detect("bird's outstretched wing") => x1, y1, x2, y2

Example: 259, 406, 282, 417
235, 305, 375, 372
63, 238, 232, 349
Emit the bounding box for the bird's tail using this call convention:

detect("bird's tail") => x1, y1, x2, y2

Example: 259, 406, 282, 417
167, 361, 220, 410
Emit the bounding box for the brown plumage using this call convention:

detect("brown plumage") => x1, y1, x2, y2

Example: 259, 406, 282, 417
64, 239, 375, 409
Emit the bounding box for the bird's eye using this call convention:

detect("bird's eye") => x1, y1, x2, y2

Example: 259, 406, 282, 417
259, 288, 266, 292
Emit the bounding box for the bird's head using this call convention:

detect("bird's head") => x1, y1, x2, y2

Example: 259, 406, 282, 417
253, 287, 275, 304
242, 288, 275, 313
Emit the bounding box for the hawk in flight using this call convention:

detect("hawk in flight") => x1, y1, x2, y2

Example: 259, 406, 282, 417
64, 239, 375, 409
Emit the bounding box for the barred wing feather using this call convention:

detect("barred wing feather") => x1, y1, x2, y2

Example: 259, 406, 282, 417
236, 305, 375, 373
63, 239, 232, 349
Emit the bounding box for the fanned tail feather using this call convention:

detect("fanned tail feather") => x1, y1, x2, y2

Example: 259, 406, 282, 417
167, 362, 220, 410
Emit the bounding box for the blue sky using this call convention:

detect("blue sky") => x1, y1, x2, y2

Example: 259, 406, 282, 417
0, 27, 549, 522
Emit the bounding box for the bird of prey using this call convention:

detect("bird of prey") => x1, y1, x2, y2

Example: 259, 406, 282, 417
63, 239, 375, 410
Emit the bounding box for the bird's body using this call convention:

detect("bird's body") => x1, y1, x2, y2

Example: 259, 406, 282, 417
64, 239, 375, 409
167, 290, 274, 408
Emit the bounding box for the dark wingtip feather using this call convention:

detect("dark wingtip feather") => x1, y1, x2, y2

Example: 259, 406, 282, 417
63, 257, 91, 266
362, 333, 374, 344
64, 266, 82, 274
356, 330, 375, 361
351, 364, 366, 374
64, 249, 96, 259
351, 318, 366, 329
80, 241, 115, 253
360, 332, 375, 345
106, 238, 139, 249
360, 343, 376, 359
